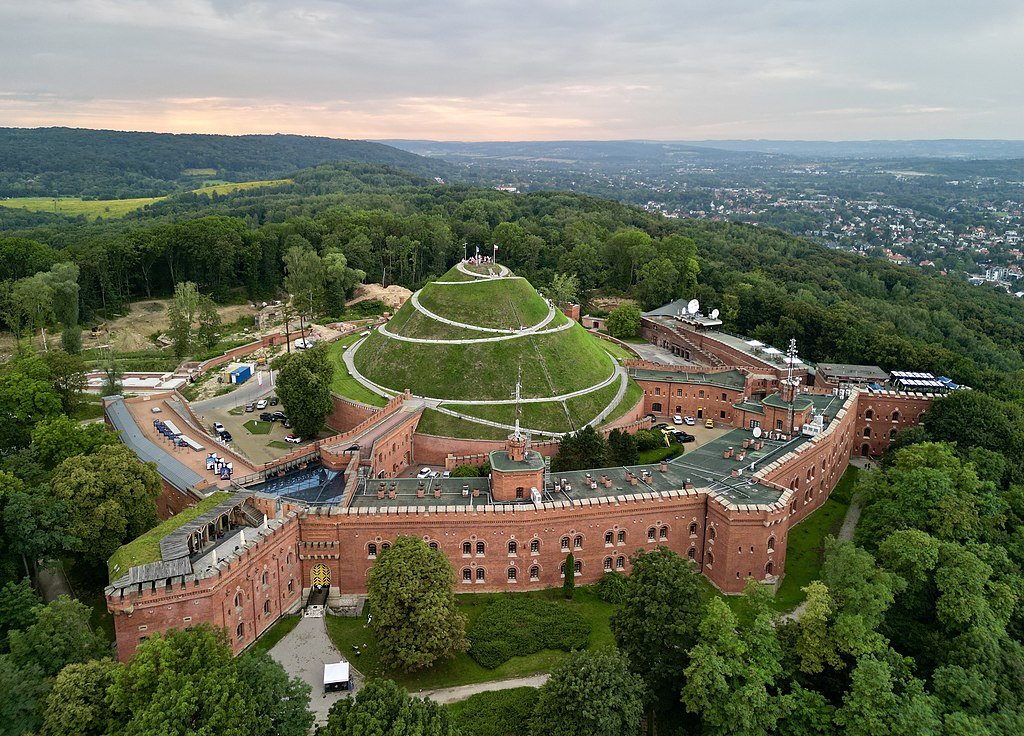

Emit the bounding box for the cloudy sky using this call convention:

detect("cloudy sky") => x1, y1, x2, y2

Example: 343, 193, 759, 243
1, 0, 1021, 141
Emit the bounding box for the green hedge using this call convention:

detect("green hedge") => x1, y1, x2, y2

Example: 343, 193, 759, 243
467, 595, 590, 669
447, 688, 540, 736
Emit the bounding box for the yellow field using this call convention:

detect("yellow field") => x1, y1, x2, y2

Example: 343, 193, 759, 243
0, 179, 292, 220
193, 179, 292, 195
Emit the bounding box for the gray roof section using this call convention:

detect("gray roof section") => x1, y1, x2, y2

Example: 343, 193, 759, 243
643, 298, 693, 317
817, 363, 888, 382
489, 449, 545, 473
105, 397, 205, 492
158, 490, 255, 561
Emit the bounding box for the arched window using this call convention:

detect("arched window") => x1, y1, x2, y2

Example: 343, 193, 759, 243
507, 567, 517, 581
706, 551, 715, 567
863, 427, 871, 437
530, 565, 539, 581
574, 535, 583, 550
261, 572, 268, 585
647, 527, 656, 542
287, 552, 293, 565
236, 622, 245, 640
381, 542, 391, 552
689, 522, 698, 536
234, 593, 241, 608
476, 541, 485, 555
617, 530, 626, 544
560, 561, 566, 576
659, 526, 668, 540
616, 556, 625, 570
865, 408, 874, 420
429, 541, 439, 551
561, 536, 570, 551
767, 536, 775, 552
462, 568, 472, 582
766, 561, 774, 575
263, 600, 271, 615
516, 487, 524, 499
508, 540, 517, 555
476, 568, 485, 581
651, 402, 663, 413
709, 527, 717, 542
574, 560, 582, 574
530, 539, 540, 553
605, 531, 613, 545
463, 541, 472, 555
368, 543, 377, 558
604, 557, 613, 571
687, 547, 696, 560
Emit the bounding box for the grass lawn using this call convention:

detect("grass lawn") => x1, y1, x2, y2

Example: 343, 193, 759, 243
228, 406, 245, 416
244, 419, 272, 435
565, 379, 624, 427
267, 440, 293, 450
326, 586, 617, 690
107, 492, 232, 582
601, 381, 644, 428
596, 339, 636, 362
415, 409, 511, 440
0, 195, 164, 218
326, 336, 388, 407
248, 615, 301, 656
71, 397, 106, 421
417, 277, 550, 330
771, 465, 859, 611
193, 179, 291, 196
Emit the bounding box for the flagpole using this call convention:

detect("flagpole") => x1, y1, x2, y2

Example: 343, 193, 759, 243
493, 244, 497, 263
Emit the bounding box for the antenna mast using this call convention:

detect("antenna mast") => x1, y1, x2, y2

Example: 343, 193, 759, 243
785, 338, 801, 437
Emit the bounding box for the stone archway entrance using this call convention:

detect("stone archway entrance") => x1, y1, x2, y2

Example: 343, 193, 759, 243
311, 563, 330, 588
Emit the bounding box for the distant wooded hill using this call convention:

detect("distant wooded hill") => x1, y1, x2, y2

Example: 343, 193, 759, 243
0, 127, 453, 199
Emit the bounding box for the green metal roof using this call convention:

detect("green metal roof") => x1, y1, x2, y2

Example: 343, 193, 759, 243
627, 368, 746, 391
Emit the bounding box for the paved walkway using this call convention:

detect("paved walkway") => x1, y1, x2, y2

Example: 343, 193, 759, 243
418, 674, 550, 704
269, 615, 363, 724
378, 311, 572, 345
36, 560, 73, 602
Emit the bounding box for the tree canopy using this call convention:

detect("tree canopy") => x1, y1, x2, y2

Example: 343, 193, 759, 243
367, 535, 468, 672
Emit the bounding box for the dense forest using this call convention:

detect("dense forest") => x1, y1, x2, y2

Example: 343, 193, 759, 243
0, 128, 452, 199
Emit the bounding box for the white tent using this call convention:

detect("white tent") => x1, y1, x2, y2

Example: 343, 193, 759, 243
324, 661, 351, 692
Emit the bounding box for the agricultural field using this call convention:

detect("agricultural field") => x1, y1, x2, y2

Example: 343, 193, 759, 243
0, 179, 292, 220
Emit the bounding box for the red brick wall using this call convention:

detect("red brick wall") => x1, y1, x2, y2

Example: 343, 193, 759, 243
853, 391, 933, 457
106, 517, 302, 662
325, 394, 378, 433
370, 413, 420, 478
639, 380, 743, 423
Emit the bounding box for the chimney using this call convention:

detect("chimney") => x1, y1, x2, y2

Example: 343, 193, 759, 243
659, 461, 668, 473
629, 475, 638, 486
433, 487, 442, 498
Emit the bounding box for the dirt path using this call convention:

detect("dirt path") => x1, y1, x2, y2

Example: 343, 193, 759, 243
417, 674, 550, 704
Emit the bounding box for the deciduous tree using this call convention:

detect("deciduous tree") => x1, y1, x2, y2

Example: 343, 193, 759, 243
40, 658, 120, 736
7, 596, 109, 677
274, 344, 335, 439
50, 444, 161, 566
529, 649, 645, 736
319, 679, 458, 736
367, 536, 468, 671
234, 652, 313, 736
606, 303, 641, 340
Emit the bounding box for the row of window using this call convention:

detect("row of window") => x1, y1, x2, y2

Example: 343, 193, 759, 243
652, 388, 729, 400
461, 557, 618, 583
370, 528, 677, 559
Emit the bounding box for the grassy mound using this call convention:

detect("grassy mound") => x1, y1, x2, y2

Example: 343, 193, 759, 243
416, 275, 550, 330
355, 319, 615, 401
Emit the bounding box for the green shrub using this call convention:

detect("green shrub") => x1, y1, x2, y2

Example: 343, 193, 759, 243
448, 688, 540, 736
452, 464, 481, 478
595, 571, 628, 604
634, 429, 664, 451
466, 595, 590, 669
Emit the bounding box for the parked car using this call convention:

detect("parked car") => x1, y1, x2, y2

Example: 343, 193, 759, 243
652, 422, 670, 431
282, 418, 292, 428
644, 413, 657, 422
271, 411, 287, 422
244, 403, 255, 412
441, 470, 452, 478
269, 396, 279, 406
683, 416, 696, 426
673, 414, 683, 425
416, 467, 433, 479
256, 399, 268, 410
285, 434, 302, 444
219, 431, 233, 442
213, 422, 225, 434
259, 412, 274, 422
705, 418, 715, 429
673, 431, 695, 443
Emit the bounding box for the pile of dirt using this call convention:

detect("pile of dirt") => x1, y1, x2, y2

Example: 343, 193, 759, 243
347, 283, 412, 310
588, 297, 640, 313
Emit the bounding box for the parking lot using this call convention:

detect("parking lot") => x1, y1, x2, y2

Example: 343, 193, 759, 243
198, 394, 313, 465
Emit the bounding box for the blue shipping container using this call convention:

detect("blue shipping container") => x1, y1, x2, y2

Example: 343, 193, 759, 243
230, 365, 252, 384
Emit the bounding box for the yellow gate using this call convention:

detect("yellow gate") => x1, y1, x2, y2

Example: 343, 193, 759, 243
311, 563, 330, 588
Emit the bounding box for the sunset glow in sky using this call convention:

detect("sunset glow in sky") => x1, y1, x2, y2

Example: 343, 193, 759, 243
1, 0, 1022, 140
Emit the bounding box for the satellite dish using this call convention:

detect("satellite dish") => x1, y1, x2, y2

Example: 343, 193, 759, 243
686, 298, 700, 315
710, 308, 720, 320
752, 426, 763, 439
